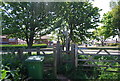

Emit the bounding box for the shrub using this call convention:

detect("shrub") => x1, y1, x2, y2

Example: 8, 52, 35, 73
1, 53, 29, 81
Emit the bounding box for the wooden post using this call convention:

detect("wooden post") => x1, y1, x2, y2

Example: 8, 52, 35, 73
56, 41, 61, 65
54, 41, 62, 76
74, 44, 78, 68
66, 38, 70, 54
53, 47, 57, 77
11, 49, 15, 55
71, 44, 75, 65
18, 48, 23, 60
28, 49, 31, 55
60, 45, 62, 64
36, 47, 40, 55
71, 44, 78, 68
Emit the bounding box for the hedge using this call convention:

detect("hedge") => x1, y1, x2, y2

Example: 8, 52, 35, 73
0, 44, 47, 51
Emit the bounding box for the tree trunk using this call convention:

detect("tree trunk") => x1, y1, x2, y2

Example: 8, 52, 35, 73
101, 39, 106, 46
26, 31, 34, 55
68, 23, 73, 52
27, 41, 33, 55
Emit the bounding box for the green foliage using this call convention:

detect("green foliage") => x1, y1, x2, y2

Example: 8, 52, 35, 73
57, 54, 99, 80
0, 69, 10, 80
94, 0, 120, 42
0, 44, 47, 47
2, 2, 56, 48
78, 54, 120, 79
93, 26, 110, 41
48, 2, 101, 43
2, 2, 101, 47
101, 1, 120, 38
1, 53, 29, 81
1, 52, 57, 80
101, 12, 117, 38
99, 72, 119, 79
1, 64, 27, 81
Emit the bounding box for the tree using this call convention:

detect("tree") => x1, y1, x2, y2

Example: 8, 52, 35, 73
110, 0, 120, 9
2, 2, 101, 50
112, 5, 120, 38
48, 2, 101, 51
93, 26, 109, 46
50, 2, 101, 43
2, 2, 56, 48
101, 0, 120, 39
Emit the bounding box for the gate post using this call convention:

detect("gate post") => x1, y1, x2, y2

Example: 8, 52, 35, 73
53, 41, 62, 76
53, 47, 57, 77
71, 44, 75, 65
36, 47, 40, 55
18, 48, 23, 60
71, 44, 78, 68
74, 44, 78, 68
56, 41, 61, 66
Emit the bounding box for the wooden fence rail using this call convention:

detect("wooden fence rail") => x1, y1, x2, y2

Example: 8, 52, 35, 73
1, 43, 120, 75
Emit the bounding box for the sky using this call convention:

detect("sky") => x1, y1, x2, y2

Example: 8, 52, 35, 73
92, 0, 111, 18
92, 0, 119, 40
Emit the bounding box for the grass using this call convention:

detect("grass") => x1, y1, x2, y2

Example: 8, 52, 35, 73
1, 44, 47, 50
77, 55, 120, 79
0, 44, 47, 47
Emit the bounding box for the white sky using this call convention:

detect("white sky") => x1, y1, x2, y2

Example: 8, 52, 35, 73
90, 0, 112, 27
92, 0, 111, 18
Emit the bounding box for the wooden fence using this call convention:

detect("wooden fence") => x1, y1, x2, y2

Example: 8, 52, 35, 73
1, 43, 120, 75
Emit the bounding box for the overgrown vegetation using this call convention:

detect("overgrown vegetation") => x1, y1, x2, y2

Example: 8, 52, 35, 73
1, 52, 120, 80
1, 53, 57, 81
57, 54, 120, 80
1, 53, 28, 80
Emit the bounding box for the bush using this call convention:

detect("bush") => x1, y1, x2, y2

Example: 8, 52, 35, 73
1, 53, 29, 81
1, 53, 56, 80
1, 44, 47, 52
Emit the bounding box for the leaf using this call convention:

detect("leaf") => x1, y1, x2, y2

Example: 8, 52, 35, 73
0, 70, 10, 80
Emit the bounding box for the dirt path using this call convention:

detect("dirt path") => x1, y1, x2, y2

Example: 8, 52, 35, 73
57, 75, 71, 81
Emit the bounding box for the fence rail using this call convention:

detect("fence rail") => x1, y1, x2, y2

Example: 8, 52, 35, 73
1, 43, 120, 75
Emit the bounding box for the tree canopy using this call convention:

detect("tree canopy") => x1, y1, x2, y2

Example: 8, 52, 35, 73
50, 2, 101, 43
2, 2, 56, 48
101, 0, 120, 39
2, 2, 101, 47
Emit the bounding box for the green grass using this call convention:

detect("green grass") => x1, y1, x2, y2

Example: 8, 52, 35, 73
0, 44, 47, 47
1, 44, 47, 50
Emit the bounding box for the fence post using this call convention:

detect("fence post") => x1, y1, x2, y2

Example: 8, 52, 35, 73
74, 44, 78, 68
71, 44, 78, 68
53, 47, 57, 77
18, 48, 23, 60
66, 38, 70, 54
11, 47, 15, 55
36, 47, 40, 55
56, 41, 61, 66
71, 44, 75, 65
